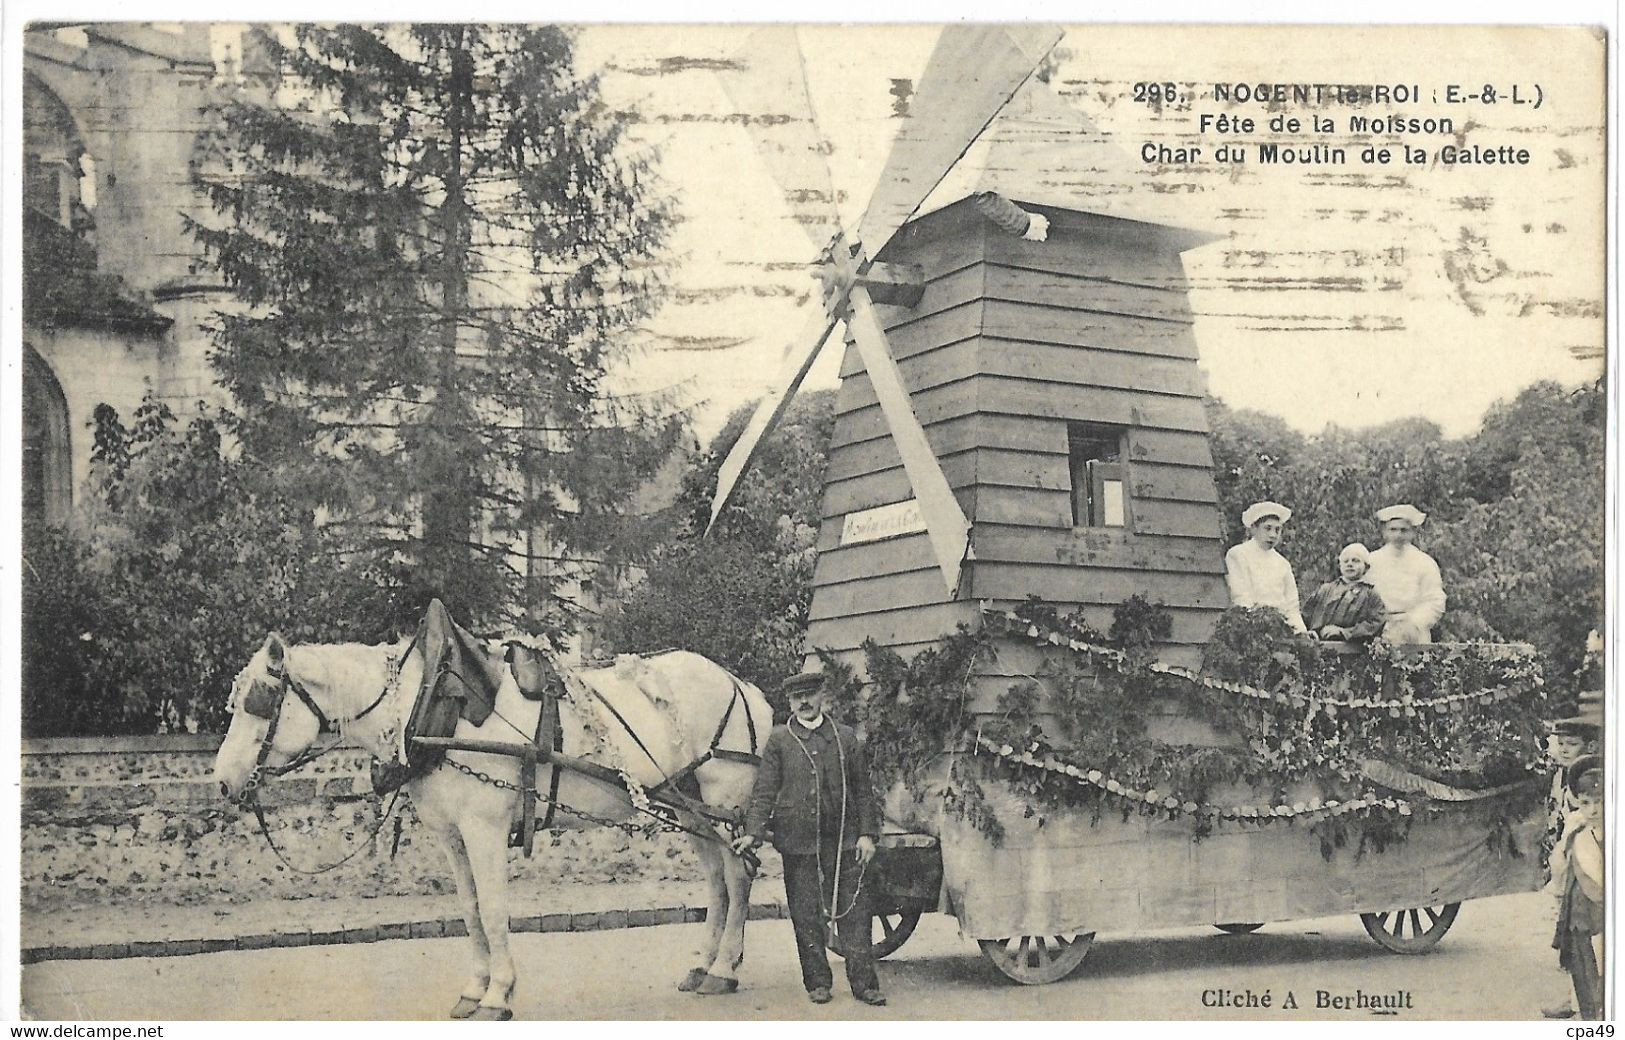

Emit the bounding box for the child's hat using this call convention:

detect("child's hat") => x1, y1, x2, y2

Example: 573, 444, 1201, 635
1568, 754, 1602, 791
1242, 501, 1291, 527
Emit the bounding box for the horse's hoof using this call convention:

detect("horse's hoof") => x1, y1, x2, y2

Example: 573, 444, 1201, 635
677, 968, 709, 992
449, 997, 480, 1019
468, 1006, 514, 1021
695, 974, 739, 996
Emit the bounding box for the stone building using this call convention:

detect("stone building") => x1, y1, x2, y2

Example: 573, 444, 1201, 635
22, 24, 243, 523
20, 24, 687, 650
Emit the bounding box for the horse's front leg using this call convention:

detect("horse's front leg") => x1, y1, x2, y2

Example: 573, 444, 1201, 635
439, 826, 491, 1019
688, 823, 749, 995
710, 835, 754, 983
679, 833, 729, 992
460, 809, 518, 1020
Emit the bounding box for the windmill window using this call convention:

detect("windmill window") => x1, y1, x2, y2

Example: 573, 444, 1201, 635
1068, 423, 1126, 528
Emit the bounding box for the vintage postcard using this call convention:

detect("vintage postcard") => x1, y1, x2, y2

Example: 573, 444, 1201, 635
8, 17, 1612, 1025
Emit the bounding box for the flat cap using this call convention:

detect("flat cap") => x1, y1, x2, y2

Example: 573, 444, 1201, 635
780, 672, 826, 697
1553, 718, 1601, 737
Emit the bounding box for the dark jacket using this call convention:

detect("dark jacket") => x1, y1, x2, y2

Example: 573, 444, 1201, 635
745, 718, 880, 854
1302, 578, 1387, 641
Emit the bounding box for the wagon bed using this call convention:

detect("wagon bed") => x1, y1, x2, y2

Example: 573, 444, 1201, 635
856, 772, 1545, 984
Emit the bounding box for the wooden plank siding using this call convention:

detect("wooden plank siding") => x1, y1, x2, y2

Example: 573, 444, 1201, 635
820, 454, 1218, 523
811, 532, 938, 585
811, 528, 1227, 597
809, 561, 1224, 622
972, 525, 1226, 575
804, 601, 981, 655
807, 197, 1230, 671
837, 337, 1208, 409
981, 298, 1201, 359
832, 380, 1213, 449
967, 486, 1224, 539
824, 419, 1214, 482
969, 564, 1227, 611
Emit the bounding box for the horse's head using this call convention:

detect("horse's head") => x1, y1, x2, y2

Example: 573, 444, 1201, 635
214, 632, 325, 805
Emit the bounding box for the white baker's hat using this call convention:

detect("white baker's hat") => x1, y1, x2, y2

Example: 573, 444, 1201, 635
1375, 504, 1427, 526
1241, 501, 1292, 527
1338, 542, 1370, 564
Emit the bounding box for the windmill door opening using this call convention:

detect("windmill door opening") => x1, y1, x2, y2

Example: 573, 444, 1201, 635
1068, 422, 1126, 529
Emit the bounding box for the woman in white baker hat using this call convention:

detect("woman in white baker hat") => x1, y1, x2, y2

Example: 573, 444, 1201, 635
1365, 504, 1446, 643
1224, 501, 1307, 634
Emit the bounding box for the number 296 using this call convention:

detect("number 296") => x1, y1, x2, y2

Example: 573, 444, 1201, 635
1133, 82, 1179, 105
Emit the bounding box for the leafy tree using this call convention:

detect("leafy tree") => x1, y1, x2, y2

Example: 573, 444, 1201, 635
21, 399, 394, 736
188, 25, 680, 640
1430, 381, 1606, 696
676, 388, 837, 547
1207, 381, 1605, 699
1205, 397, 1306, 549
602, 390, 834, 714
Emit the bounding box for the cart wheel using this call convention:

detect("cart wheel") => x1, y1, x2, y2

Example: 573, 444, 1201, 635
1360, 902, 1460, 953
830, 910, 922, 960
1215, 922, 1264, 934
977, 933, 1095, 985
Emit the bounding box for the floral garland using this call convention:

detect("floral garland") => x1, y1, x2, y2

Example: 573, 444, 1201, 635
974, 733, 1421, 822
984, 603, 1541, 714
851, 597, 1549, 855
972, 734, 1536, 824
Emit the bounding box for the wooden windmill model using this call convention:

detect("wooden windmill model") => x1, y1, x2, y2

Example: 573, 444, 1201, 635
710, 26, 1229, 693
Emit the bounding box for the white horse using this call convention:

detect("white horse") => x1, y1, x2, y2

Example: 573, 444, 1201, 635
213, 630, 773, 1020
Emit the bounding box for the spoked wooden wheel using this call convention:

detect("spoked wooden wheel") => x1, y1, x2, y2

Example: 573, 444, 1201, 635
977, 933, 1095, 985
1215, 922, 1265, 934
830, 910, 922, 960
1360, 902, 1460, 953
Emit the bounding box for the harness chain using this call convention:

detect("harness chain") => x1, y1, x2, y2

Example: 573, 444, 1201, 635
442, 757, 693, 839
244, 642, 762, 874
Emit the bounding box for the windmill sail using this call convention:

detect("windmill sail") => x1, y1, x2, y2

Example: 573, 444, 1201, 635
707, 309, 839, 531
855, 24, 1063, 254
715, 26, 842, 247
844, 286, 971, 592
708, 23, 1064, 571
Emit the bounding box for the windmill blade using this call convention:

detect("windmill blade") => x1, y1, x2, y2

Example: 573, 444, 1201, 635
707, 309, 840, 532
844, 286, 970, 594
856, 24, 1063, 255
717, 26, 842, 247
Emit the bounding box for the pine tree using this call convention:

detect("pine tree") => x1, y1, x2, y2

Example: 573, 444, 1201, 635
189, 25, 680, 639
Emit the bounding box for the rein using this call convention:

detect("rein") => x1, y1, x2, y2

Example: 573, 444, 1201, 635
249, 787, 405, 876
237, 634, 416, 875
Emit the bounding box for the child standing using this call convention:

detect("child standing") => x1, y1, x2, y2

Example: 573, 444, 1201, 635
1551, 755, 1605, 1020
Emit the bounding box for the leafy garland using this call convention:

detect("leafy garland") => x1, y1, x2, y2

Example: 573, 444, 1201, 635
834, 598, 1549, 858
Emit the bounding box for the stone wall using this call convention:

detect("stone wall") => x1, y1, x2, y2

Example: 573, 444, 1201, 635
21, 736, 712, 912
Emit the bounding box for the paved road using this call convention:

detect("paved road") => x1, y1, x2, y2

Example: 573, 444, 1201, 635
21, 892, 1572, 1020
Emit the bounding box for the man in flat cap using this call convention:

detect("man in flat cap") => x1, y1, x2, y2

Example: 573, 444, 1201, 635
733, 672, 885, 1007
1224, 501, 1307, 633
1365, 504, 1447, 643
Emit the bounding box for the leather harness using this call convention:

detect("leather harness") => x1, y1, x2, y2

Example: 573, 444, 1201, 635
511, 657, 762, 858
